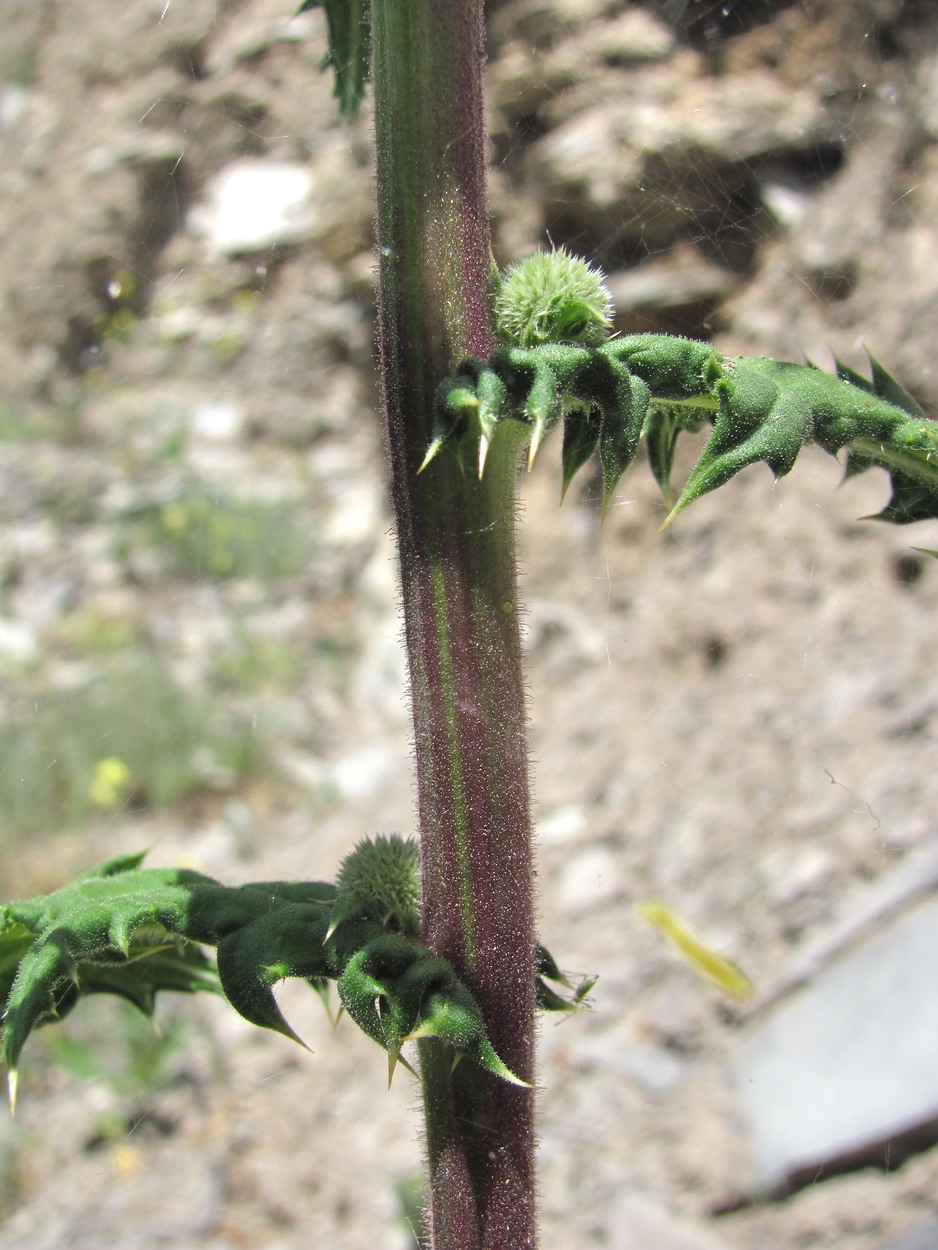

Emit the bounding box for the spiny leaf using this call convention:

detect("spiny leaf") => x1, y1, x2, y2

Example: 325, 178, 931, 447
598, 365, 649, 519
639, 349, 937, 524
75, 943, 219, 1014
0, 925, 34, 1009
560, 407, 601, 501
535, 944, 597, 1013
663, 359, 810, 523
2, 843, 549, 1097
419, 385, 475, 474
525, 362, 562, 469
428, 258, 938, 529
338, 934, 426, 1053
866, 351, 925, 418
832, 355, 877, 394
642, 408, 681, 508
0, 861, 336, 1086
300, 0, 371, 119
852, 450, 938, 523
89, 850, 150, 878
405, 986, 529, 1087
2, 937, 79, 1094
214, 899, 339, 1042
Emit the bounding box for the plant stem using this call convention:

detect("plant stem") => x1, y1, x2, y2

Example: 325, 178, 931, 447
371, 3, 537, 1247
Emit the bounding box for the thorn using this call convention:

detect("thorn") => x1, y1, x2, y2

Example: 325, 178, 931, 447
478, 433, 491, 479
324, 897, 357, 944
500, 1069, 532, 1089
291, 1030, 313, 1054
657, 487, 691, 532
385, 1045, 417, 1087
396, 1050, 417, 1080
270, 1008, 313, 1053
7, 1069, 17, 1117
476, 1041, 531, 1087
418, 435, 446, 475
527, 420, 546, 471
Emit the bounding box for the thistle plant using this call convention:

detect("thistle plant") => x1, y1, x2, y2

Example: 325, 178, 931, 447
427, 247, 938, 524
2, 4, 938, 1250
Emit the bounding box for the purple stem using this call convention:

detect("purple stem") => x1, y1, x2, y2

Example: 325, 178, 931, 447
371, 2, 537, 1246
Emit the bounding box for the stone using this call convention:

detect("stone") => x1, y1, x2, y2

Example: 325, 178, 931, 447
736, 892, 938, 1196
604, 1195, 730, 1250
606, 248, 735, 313
191, 397, 245, 442
876, 1223, 938, 1250
189, 159, 315, 256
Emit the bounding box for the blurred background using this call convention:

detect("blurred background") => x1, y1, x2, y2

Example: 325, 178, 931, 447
1, 1, 937, 1247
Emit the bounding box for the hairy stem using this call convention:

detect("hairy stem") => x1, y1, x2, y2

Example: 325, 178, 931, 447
371, 3, 537, 1248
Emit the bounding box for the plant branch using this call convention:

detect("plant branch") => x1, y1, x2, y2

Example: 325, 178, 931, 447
371, 2, 537, 1246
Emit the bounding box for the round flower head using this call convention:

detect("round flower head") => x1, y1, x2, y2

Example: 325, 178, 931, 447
334, 834, 421, 938
495, 247, 615, 349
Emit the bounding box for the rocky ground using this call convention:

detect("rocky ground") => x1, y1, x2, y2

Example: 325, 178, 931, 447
1, 1, 938, 1247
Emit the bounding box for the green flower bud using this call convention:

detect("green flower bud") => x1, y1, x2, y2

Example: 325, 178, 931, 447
495, 247, 615, 349
332, 835, 421, 939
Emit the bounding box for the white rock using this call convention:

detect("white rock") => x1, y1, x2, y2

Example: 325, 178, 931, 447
192, 397, 245, 442
736, 893, 938, 1195
0, 617, 37, 662
190, 160, 315, 257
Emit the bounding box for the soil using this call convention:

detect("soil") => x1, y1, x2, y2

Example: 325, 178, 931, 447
1, 2, 937, 1248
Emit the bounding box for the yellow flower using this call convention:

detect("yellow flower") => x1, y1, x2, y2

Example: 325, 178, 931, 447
89, 757, 133, 810
637, 899, 752, 1001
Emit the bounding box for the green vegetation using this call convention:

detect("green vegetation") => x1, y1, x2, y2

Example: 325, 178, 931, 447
128, 491, 310, 582
0, 655, 258, 843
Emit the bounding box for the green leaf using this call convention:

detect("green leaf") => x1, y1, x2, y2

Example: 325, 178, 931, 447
642, 407, 680, 508
406, 986, 528, 1087
848, 441, 938, 523
1, 863, 221, 1094
560, 407, 601, 502
866, 351, 925, 418
2, 843, 550, 1097
598, 367, 650, 518
301, 0, 371, 119
430, 276, 938, 529
535, 944, 596, 1013
70, 943, 219, 1018
642, 404, 711, 508
214, 899, 337, 1042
